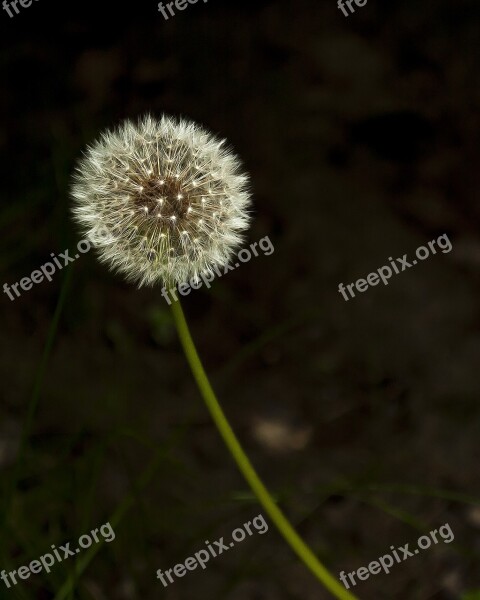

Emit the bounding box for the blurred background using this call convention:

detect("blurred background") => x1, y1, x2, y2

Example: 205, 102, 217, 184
2, 0, 480, 598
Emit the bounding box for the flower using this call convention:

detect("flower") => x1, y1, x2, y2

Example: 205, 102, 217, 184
71, 115, 251, 287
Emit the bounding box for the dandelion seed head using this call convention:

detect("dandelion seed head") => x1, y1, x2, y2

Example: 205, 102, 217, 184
71, 114, 251, 286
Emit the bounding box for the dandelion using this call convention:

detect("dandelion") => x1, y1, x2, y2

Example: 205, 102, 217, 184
70, 116, 356, 600
71, 114, 251, 287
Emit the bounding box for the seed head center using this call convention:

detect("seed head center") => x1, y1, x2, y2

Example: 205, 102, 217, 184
135, 175, 190, 221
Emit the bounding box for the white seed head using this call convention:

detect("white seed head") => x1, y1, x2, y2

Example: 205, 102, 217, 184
71, 114, 251, 286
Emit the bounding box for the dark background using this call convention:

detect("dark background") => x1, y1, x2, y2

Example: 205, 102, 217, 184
2, 0, 480, 598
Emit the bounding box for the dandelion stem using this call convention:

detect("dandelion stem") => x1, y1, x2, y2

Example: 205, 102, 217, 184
169, 298, 358, 600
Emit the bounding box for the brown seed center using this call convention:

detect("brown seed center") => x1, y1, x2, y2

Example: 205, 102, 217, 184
134, 176, 191, 221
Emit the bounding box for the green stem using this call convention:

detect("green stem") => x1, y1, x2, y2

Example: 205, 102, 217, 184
169, 298, 358, 600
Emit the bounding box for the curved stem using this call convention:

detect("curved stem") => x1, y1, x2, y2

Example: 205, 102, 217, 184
169, 298, 358, 600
